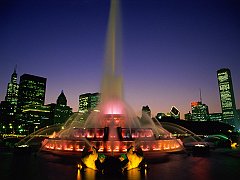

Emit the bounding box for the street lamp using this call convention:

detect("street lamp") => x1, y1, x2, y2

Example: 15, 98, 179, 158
2, 125, 6, 134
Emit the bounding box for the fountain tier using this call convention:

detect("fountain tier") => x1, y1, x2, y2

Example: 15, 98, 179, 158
41, 111, 183, 157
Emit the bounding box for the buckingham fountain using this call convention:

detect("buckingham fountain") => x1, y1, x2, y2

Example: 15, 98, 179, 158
40, 0, 183, 158
17, 0, 187, 172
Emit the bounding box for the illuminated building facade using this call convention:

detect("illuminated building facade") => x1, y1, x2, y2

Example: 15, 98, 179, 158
217, 68, 238, 127
21, 104, 51, 132
17, 74, 46, 109
0, 101, 16, 133
16, 74, 47, 131
0, 67, 19, 133
209, 113, 223, 122
170, 106, 180, 119
5, 67, 19, 113
191, 101, 209, 121
78, 92, 100, 113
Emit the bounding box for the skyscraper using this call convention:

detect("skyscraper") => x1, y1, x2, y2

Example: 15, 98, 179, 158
17, 74, 47, 117
78, 92, 100, 113
15, 74, 47, 132
191, 101, 209, 121
47, 91, 73, 125
142, 105, 151, 117
5, 66, 19, 113
170, 106, 180, 119
0, 101, 15, 133
217, 68, 237, 127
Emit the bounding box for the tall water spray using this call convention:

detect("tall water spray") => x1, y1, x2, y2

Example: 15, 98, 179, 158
101, 0, 123, 103
84, 0, 141, 130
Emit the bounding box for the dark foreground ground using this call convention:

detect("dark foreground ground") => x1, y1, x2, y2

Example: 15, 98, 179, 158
0, 147, 240, 180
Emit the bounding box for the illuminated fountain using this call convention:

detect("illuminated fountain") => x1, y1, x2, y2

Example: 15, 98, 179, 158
41, 104, 183, 157
40, 0, 184, 158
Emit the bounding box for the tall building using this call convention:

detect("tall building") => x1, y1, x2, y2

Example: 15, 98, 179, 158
21, 104, 51, 133
17, 74, 47, 110
142, 105, 151, 117
184, 111, 192, 121
78, 92, 100, 113
5, 67, 19, 113
57, 90, 67, 106
0, 67, 19, 133
0, 101, 15, 134
47, 91, 73, 125
191, 101, 209, 121
217, 68, 238, 127
209, 113, 223, 122
156, 112, 166, 120
16, 74, 47, 129
170, 106, 180, 119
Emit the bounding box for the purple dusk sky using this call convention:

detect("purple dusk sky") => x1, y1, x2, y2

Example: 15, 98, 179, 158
0, 0, 240, 118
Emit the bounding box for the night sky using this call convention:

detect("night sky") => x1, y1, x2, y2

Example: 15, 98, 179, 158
1, 0, 240, 118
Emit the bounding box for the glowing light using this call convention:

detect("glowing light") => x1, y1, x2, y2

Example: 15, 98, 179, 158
75, 145, 84, 151
56, 144, 62, 150
96, 129, 104, 138
18, 144, 29, 148
195, 144, 205, 147
231, 142, 238, 148
98, 146, 104, 152
77, 168, 81, 180
77, 164, 82, 170
104, 101, 123, 114
113, 145, 120, 152
49, 131, 57, 138
141, 145, 150, 151
152, 144, 161, 151
86, 131, 94, 138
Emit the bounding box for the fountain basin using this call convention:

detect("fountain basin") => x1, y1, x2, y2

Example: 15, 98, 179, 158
41, 137, 183, 157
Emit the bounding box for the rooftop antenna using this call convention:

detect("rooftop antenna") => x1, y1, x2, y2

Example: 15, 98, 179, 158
199, 88, 202, 103
14, 64, 17, 73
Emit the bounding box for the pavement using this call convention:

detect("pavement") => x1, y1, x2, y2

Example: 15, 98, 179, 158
213, 147, 240, 158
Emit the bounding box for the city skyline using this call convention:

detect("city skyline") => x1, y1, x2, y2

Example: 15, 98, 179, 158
1, 0, 240, 118
1, 67, 239, 118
